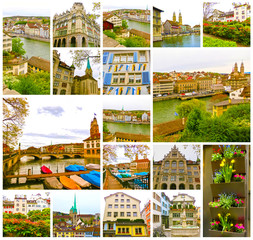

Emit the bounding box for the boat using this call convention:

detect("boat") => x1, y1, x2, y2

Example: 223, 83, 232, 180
65, 165, 86, 172
86, 163, 100, 170
41, 165, 52, 174
44, 177, 63, 189
59, 176, 81, 190
70, 175, 91, 188
80, 173, 100, 188
89, 170, 100, 177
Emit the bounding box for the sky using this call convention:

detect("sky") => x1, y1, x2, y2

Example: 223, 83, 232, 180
104, 145, 151, 164
103, 0, 149, 11
3, 191, 50, 201
3, 0, 51, 17
211, 1, 240, 12
102, 191, 150, 211
160, 190, 202, 207
153, 48, 250, 73
154, 0, 201, 26
18, 96, 102, 150
56, 49, 101, 87
53, 191, 100, 214
103, 96, 151, 110
153, 145, 200, 162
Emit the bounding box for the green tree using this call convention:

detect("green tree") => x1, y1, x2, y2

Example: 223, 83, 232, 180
175, 99, 206, 118
103, 30, 117, 39
12, 38, 26, 56
89, 2, 100, 20
103, 122, 109, 133
3, 98, 29, 148
122, 19, 128, 29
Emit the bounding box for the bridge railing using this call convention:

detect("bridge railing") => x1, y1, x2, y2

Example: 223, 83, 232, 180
3, 152, 18, 160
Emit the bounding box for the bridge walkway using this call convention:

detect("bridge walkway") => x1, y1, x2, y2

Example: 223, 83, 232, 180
104, 169, 127, 190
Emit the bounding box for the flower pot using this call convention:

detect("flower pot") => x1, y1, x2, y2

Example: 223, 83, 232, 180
209, 229, 246, 237
210, 182, 245, 197
211, 157, 245, 174
209, 207, 246, 221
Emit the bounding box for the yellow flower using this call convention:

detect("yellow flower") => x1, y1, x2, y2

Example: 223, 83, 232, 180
232, 170, 236, 172
222, 159, 226, 163
231, 159, 235, 164
226, 213, 231, 216
229, 166, 232, 169
218, 213, 221, 217
220, 163, 224, 167
231, 224, 233, 226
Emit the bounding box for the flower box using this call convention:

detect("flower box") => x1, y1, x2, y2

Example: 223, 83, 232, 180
210, 182, 245, 198
209, 229, 246, 237
211, 157, 245, 174
209, 207, 246, 220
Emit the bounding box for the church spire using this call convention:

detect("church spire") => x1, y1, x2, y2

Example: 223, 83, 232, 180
173, 11, 176, 22
85, 57, 93, 76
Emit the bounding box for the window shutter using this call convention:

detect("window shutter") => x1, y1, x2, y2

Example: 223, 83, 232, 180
103, 52, 109, 64
133, 52, 138, 62
142, 72, 150, 85
108, 53, 114, 64
104, 73, 112, 85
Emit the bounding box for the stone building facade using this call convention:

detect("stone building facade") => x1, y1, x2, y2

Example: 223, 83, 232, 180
153, 145, 200, 190
53, 2, 100, 47
103, 50, 150, 95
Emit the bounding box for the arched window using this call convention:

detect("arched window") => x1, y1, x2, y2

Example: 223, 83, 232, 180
196, 184, 200, 190
170, 183, 176, 189
179, 183, 185, 189
179, 161, 184, 168
189, 184, 194, 189
161, 183, 167, 189
164, 161, 169, 168
172, 161, 177, 168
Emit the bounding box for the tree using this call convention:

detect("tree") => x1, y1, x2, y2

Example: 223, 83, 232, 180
12, 38, 26, 56
89, 2, 100, 20
103, 145, 117, 165
69, 49, 100, 69
123, 145, 150, 161
103, 122, 109, 133
122, 19, 128, 29
203, 2, 218, 20
176, 99, 206, 118
3, 98, 29, 148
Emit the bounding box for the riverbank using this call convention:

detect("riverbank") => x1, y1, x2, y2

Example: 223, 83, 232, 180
9, 33, 50, 42
163, 33, 199, 38
104, 120, 150, 125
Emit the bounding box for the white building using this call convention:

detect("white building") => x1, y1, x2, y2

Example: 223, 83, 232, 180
153, 192, 162, 230
142, 112, 148, 122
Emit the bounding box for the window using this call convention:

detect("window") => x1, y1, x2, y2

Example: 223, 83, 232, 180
113, 75, 118, 84
114, 55, 120, 63
135, 228, 142, 235
164, 162, 169, 167
171, 175, 176, 181
127, 54, 133, 62
179, 169, 184, 173
63, 76, 68, 80
127, 204, 130, 208
173, 213, 180, 218
171, 169, 176, 173
129, 74, 134, 83
172, 161, 177, 168
114, 204, 118, 208
62, 83, 67, 88
127, 212, 131, 217
162, 176, 168, 181
186, 213, 193, 218
139, 51, 146, 62
57, 68, 62, 72
56, 74, 61, 79
120, 212, 124, 217
188, 177, 193, 183
132, 204, 136, 208
188, 171, 192, 176
120, 204, 124, 208
107, 212, 111, 217
133, 212, 137, 217
114, 212, 118, 217
136, 74, 141, 83
179, 161, 184, 167
193, 166, 198, 170
194, 171, 198, 176
127, 199, 130, 203
163, 169, 169, 173
121, 199, 124, 202
119, 75, 125, 84
179, 176, 185, 181
120, 55, 127, 62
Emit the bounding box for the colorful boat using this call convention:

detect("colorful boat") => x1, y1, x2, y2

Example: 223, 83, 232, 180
44, 177, 63, 189
89, 170, 100, 177
41, 165, 52, 174
80, 173, 100, 188
86, 163, 100, 170
59, 176, 81, 190
70, 175, 91, 188
65, 165, 86, 172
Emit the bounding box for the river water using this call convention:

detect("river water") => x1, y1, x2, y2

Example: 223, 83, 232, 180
19, 37, 50, 60
126, 19, 150, 33
153, 34, 200, 47
4, 157, 99, 190
106, 122, 150, 135
153, 97, 213, 124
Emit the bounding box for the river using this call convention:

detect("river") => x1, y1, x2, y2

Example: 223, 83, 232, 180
153, 97, 213, 124
106, 122, 150, 135
126, 19, 150, 33
19, 37, 50, 60
154, 34, 200, 47
4, 157, 99, 190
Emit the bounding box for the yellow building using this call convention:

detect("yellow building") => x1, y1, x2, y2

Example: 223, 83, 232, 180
196, 77, 213, 91
3, 31, 12, 52
213, 98, 250, 116
3, 56, 28, 75
153, 7, 164, 42
103, 192, 147, 237
55, 230, 74, 237
175, 80, 197, 93
28, 56, 50, 73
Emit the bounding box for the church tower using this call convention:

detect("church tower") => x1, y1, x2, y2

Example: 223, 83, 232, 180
234, 62, 238, 74
240, 62, 245, 76
69, 193, 78, 226
173, 11, 176, 22
90, 115, 100, 138
85, 57, 93, 77
179, 11, 182, 25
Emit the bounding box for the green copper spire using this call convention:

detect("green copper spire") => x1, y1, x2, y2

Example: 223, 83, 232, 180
87, 57, 91, 69
73, 193, 77, 213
